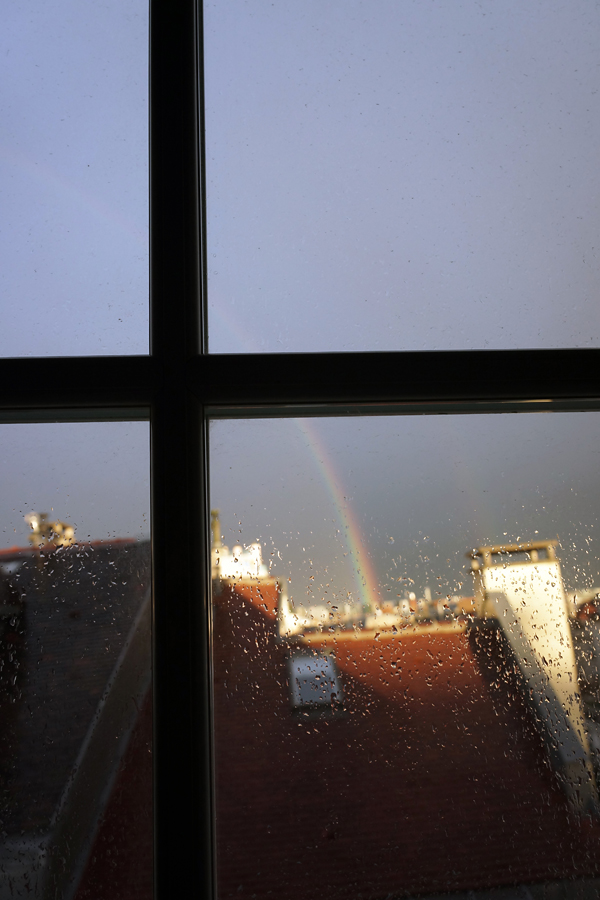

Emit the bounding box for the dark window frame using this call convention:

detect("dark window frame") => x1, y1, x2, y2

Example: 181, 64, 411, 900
1, 1, 600, 897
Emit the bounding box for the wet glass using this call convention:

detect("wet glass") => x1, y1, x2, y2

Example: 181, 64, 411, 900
0, 421, 151, 898
205, 0, 600, 354
0, 1, 148, 357
210, 411, 600, 898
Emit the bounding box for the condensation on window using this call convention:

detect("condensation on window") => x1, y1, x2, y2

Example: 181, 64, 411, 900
210, 413, 600, 898
0, 423, 151, 899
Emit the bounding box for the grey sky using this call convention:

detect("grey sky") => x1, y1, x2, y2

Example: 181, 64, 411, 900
205, 3, 600, 602
0, 422, 149, 548
2, 2, 600, 578
205, 0, 600, 352
1, 0, 148, 357
0, 2, 150, 545
210, 412, 600, 604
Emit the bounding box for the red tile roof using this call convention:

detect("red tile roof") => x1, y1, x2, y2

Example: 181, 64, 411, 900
213, 581, 600, 899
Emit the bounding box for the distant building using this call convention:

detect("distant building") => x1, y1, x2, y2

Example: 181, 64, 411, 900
24, 511, 75, 547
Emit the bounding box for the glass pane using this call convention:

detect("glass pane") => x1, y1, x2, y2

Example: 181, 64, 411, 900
206, 1, 600, 353
0, 422, 151, 898
210, 412, 600, 898
0, 1, 148, 357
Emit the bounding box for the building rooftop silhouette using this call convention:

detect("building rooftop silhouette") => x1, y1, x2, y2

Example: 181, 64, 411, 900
0, 539, 152, 900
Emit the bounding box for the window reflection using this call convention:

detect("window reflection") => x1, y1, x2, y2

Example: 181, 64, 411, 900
211, 414, 600, 897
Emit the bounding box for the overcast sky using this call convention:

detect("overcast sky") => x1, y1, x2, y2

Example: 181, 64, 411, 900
211, 411, 600, 604
1, 0, 148, 357
205, 0, 600, 353
0, 1, 150, 546
204, 2, 600, 603
2, 1, 600, 585
0, 422, 149, 548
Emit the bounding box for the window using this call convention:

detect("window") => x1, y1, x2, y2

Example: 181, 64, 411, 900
289, 654, 342, 710
3, 2, 600, 897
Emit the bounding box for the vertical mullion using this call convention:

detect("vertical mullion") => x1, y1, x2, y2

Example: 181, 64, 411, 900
151, 393, 210, 899
150, 0, 209, 898
150, 0, 201, 359
198, 0, 209, 356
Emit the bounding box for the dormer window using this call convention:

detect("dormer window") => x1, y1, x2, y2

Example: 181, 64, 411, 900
289, 653, 342, 710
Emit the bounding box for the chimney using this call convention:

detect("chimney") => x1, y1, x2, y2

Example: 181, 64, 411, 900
25, 512, 75, 548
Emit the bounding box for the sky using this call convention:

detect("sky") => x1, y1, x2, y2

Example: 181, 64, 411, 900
205, 0, 600, 352
0, 0, 148, 357
0, 1, 150, 546
3, 0, 600, 358
2, 0, 600, 580
210, 411, 600, 605
0, 422, 150, 548
204, 2, 600, 605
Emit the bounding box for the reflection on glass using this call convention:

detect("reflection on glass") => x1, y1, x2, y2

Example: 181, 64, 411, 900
0, 1, 148, 357
206, 0, 600, 353
210, 413, 600, 898
0, 423, 151, 898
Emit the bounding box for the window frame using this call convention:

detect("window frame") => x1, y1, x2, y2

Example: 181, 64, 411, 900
2, 1, 600, 897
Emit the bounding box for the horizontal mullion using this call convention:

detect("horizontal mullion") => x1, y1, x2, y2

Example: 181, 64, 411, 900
190, 349, 600, 407
0, 348, 599, 412
0, 356, 161, 409
206, 398, 600, 420
0, 407, 150, 425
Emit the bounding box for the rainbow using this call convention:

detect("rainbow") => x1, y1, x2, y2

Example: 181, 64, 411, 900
207, 296, 381, 609
207, 294, 381, 609
295, 418, 380, 613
